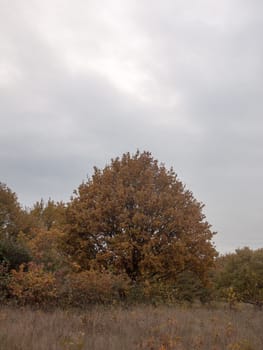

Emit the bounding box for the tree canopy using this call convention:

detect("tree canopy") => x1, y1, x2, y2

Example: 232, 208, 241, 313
0, 182, 25, 238
215, 247, 263, 308
0, 183, 32, 270
66, 151, 217, 284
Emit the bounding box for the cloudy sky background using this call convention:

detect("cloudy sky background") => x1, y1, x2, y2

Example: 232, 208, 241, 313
1, 0, 263, 253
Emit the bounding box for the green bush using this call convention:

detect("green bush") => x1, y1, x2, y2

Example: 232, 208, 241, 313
0, 237, 32, 271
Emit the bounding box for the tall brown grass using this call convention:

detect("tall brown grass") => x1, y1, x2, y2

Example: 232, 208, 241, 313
0, 304, 262, 349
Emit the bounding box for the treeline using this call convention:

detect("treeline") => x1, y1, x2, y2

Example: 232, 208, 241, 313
0, 151, 262, 308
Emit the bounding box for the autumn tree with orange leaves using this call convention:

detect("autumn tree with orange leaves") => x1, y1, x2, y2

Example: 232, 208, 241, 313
66, 151, 217, 287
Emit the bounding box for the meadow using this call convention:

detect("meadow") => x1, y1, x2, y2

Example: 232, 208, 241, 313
0, 304, 262, 350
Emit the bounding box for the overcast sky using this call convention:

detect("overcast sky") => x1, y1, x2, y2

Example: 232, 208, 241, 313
1, 0, 263, 253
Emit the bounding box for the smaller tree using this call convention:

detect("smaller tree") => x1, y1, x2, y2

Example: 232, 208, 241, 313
216, 247, 263, 308
29, 199, 66, 231
0, 182, 29, 238
22, 227, 67, 271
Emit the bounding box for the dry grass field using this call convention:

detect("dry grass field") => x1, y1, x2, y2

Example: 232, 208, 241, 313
0, 304, 262, 350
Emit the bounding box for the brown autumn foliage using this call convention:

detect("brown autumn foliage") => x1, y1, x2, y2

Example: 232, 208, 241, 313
0, 182, 30, 238
4, 151, 263, 309
28, 199, 67, 231
19, 227, 67, 271
8, 262, 57, 306
66, 151, 217, 288
2, 151, 263, 308
60, 269, 130, 307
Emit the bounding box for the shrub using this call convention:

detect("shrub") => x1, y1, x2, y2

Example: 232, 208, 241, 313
0, 237, 31, 271
8, 262, 57, 306
0, 262, 10, 302
60, 270, 129, 306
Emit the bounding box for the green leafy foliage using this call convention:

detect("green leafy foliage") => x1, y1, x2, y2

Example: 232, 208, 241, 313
215, 247, 263, 308
0, 236, 31, 271
0, 182, 29, 238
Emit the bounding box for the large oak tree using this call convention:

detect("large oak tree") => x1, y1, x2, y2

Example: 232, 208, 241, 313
66, 151, 217, 284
